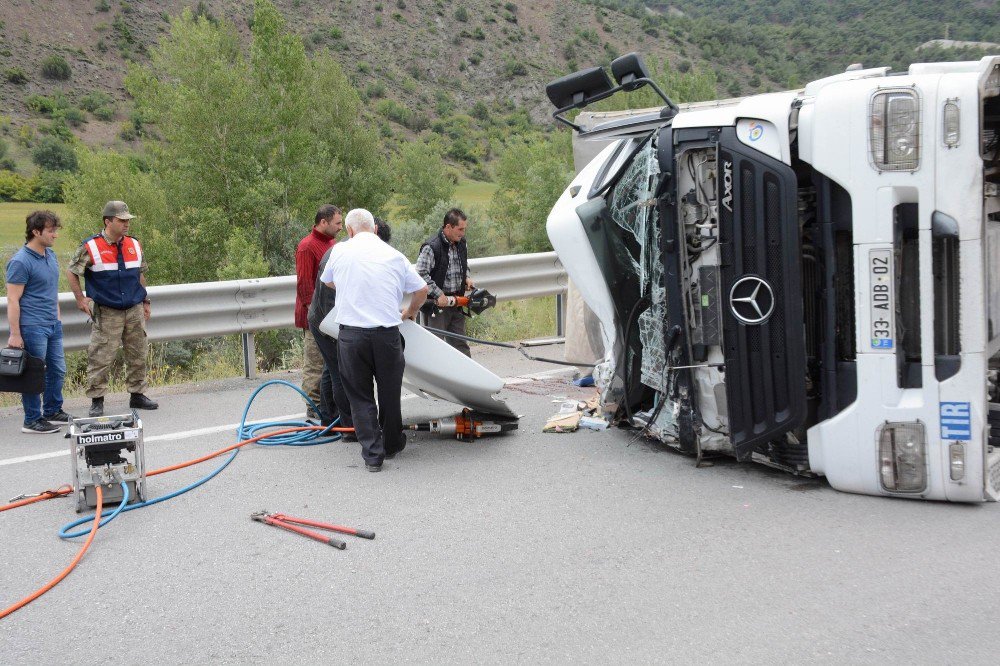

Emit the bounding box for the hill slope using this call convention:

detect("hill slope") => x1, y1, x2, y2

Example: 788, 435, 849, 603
0, 0, 719, 152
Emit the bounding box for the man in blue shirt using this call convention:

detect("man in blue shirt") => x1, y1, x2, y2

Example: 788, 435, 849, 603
5, 210, 74, 433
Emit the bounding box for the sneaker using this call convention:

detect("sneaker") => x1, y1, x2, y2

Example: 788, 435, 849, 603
366, 464, 382, 473
129, 393, 159, 410
43, 410, 75, 425
22, 419, 60, 434
89, 398, 104, 417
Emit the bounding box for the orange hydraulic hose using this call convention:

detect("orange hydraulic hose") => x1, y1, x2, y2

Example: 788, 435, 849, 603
0, 485, 104, 620
147, 426, 353, 477
0, 485, 73, 513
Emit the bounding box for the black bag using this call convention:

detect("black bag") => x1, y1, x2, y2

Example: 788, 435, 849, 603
0, 347, 26, 377
0, 350, 45, 394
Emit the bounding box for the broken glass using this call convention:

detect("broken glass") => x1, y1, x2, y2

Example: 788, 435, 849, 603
608, 140, 668, 393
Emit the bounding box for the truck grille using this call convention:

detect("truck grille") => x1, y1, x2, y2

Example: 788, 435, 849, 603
717, 130, 807, 460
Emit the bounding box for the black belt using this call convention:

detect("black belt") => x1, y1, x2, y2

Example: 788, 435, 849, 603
338, 324, 398, 331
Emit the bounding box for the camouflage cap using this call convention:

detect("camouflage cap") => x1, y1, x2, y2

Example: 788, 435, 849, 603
102, 200, 136, 220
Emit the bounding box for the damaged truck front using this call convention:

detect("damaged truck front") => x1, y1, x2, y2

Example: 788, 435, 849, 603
545, 53, 1000, 502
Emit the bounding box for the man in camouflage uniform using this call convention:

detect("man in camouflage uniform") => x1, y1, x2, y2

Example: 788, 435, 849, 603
66, 200, 158, 417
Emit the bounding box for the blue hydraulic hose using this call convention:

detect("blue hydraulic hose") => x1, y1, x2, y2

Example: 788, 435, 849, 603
58, 482, 130, 539
59, 379, 343, 538
237, 379, 342, 446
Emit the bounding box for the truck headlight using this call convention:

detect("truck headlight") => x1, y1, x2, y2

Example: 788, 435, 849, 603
870, 88, 921, 172
949, 442, 966, 481
878, 421, 927, 492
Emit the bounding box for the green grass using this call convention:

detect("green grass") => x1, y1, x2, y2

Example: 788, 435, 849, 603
0, 202, 73, 253
453, 177, 497, 208
387, 177, 498, 218
0, 202, 76, 294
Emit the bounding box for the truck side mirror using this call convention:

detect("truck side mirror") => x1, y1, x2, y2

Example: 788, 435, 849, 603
611, 52, 651, 90
545, 66, 615, 111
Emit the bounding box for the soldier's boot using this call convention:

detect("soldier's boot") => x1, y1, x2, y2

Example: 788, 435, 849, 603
89, 397, 104, 417
129, 393, 158, 410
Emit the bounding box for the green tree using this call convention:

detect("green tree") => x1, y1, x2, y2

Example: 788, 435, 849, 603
391, 141, 455, 222
217, 227, 270, 280
32, 137, 77, 171
121, 0, 389, 277
489, 134, 573, 254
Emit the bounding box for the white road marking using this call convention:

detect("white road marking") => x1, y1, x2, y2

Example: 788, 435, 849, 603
0, 370, 574, 469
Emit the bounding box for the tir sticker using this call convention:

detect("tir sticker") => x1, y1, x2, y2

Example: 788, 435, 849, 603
748, 122, 764, 141
940, 402, 972, 440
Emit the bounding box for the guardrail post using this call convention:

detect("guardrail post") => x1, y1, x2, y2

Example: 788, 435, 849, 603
242, 332, 257, 380
555, 293, 566, 337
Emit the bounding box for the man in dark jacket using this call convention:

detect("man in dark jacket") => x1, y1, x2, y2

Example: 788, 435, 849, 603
415, 208, 474, 357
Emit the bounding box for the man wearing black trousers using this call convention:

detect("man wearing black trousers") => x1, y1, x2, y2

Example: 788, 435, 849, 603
320, 209, 427, 472
307, 219, 393, 439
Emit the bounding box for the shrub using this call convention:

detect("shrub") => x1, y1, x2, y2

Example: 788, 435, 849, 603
4, 67, 28, 84
503, 60, 527, 78
26, 94, 58, 115
33, 170, 68, 203
32, 137, 78, 171
0, 170, 35, 202
40, 55, 72, 81
472, 27, 485, 40
96, 0, 110, 11
80, 91, 113, 112
93, 106, 116, 121
454, 7, 468, 22
62, 107, 88, 127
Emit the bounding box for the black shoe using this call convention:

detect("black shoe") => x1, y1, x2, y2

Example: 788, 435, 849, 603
129, 393, 158, 410
89, 398, 104, 417
22, 419, 60, 434
366, 464, 382, 473
43, 410, 75, 425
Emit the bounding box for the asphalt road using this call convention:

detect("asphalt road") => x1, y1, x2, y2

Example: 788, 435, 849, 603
1, 343, 998, 664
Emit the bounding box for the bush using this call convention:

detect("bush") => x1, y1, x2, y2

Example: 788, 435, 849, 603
92, 105, 116, 121
32, 137, 78, 171
454, 7, 468, 22
80, 91, 113, 112
33, 170, 68, 203
61, 107, 87, 128
25, 94, 61, 115
96, 0, 110, 10
40, 55, 72, 81
4, 67, 28, 84
0, 170, 35, 202
503, 59, 527, 78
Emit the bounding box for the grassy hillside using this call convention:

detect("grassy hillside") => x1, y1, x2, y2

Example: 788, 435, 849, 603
585, 0, 1000, 91
0, 0, 726, 158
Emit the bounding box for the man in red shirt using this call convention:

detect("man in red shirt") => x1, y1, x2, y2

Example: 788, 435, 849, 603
295, 204, 342, 417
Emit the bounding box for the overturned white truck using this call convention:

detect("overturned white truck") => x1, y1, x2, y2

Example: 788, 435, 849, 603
545, 53, 1000, 501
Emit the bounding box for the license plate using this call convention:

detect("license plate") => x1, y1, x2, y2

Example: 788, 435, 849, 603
869, 248, 894, 350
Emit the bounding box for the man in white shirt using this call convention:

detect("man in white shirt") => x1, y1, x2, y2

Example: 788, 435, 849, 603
321, 209, 428, 472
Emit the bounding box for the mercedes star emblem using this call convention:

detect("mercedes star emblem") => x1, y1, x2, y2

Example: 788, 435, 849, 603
729, 275, 775, 325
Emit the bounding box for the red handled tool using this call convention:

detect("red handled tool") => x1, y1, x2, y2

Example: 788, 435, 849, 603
251, 511, 374, 549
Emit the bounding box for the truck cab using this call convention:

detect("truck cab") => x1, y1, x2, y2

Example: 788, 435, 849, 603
546, 54, 1000, 501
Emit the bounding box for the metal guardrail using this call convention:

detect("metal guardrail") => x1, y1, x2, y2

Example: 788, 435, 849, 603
0, 252, 568, 376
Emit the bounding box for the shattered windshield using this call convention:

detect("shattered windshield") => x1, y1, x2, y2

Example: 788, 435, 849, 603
608, 139, 668, 393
